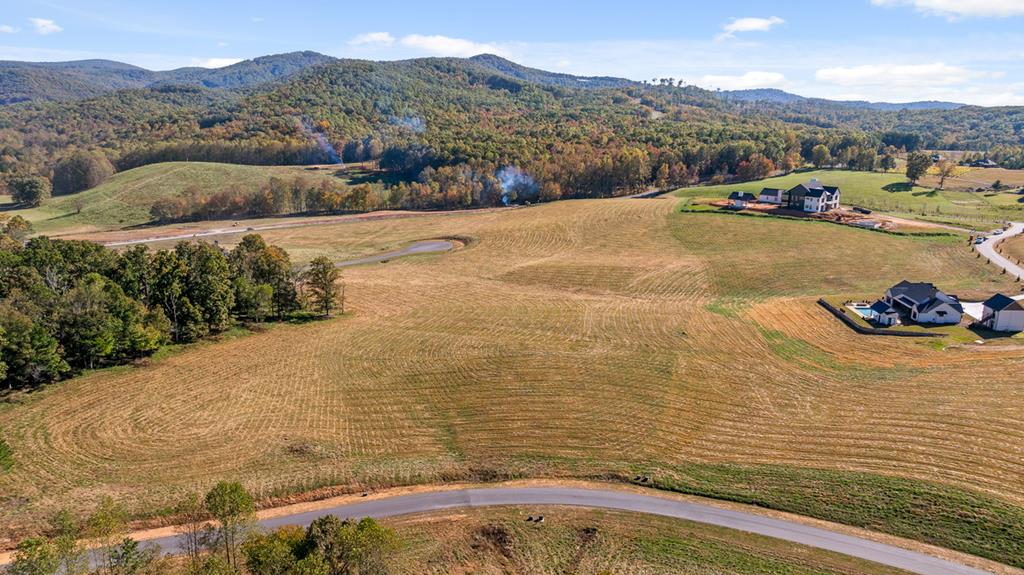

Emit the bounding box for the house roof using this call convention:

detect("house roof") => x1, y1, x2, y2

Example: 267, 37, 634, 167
870, 300, 897, 314
918, 297, 963, 315
760, 188, 782, 195
728, 192, 756, 201
888, 280, 940, 304
983, 293, 1024, 312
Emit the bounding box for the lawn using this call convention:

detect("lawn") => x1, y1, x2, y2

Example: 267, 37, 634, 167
387, 507, 911, 574
675, 168, 1024, 229
2, 196, 1024, 565
1, 162, 386, 236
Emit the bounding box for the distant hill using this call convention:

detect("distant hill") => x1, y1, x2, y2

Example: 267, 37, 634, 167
9, 162, 347, 235
721, 88, 963, 111
469, 54, 636, 89
0, 51, 335, 104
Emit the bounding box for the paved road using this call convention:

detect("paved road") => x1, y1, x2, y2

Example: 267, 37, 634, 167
963, 222, 1024, 319
124, 487, 989, 575
334, 240, 453, 268
976, 223, 1024, 278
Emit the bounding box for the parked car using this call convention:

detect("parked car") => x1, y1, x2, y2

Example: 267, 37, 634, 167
975, 237, 986, 244
993, 229, 1004, 236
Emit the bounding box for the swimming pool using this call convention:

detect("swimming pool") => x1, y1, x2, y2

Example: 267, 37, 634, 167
848, 305, 874, 319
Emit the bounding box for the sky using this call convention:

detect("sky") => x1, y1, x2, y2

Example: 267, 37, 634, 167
2, 0, 1024, 105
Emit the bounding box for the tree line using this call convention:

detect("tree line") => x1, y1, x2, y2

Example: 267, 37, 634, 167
4, 482, 397, 575
0, 221, 341, 390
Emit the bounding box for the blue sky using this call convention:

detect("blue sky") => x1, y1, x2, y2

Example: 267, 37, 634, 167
2, 0, 1024, 105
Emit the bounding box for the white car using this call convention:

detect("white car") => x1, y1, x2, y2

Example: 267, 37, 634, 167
993, 229, 1004, 235
975, 237, 986, 244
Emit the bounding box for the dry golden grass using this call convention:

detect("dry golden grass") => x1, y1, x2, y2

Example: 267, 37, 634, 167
386, 507, 910, 575
2, 197, 1024, 549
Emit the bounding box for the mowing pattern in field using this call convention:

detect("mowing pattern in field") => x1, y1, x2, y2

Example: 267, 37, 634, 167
1, 197, 1024, 541
388, 507, 909, 575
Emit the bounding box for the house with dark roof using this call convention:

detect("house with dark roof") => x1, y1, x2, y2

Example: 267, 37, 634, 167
980, 293, 1024, 332
783, 179, 841, 213
868, 300, 900, 326
727, 191, 757, 209
883, 280, 963, 325
970, 158, 999, 168
758, 188, 784, 204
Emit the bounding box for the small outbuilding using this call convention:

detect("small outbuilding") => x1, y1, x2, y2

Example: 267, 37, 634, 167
980, 293, 1024, 332
869, 300, 901, 326
759, 188, 783, 204
727, 192, 757, 208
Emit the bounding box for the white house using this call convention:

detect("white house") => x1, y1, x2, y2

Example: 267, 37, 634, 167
759, 188, 783, 204
868, 300, 901, 326
727, 192, 756, 209
783, 180, 841, 213
802, 186, 841, 213
884, 280, 963, 325
980, 293, 1024, 332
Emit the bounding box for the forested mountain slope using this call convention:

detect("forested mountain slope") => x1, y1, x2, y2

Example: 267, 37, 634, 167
0, 51, 334, 104
1, 54, 1023, 204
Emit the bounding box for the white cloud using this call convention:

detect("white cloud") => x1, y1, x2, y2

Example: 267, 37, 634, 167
698, 70, 787, 90
0, 24, 18, 34
871, 0, 1024, 18
348, 32, 395, 46
193, 57, 243, 68
816, 62, 996, 86
716, 16, 784, 40
29, 18, 62, 35
400, 34, 503, 57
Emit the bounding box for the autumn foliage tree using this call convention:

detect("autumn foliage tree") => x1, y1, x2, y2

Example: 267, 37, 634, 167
51, 151, 115, 196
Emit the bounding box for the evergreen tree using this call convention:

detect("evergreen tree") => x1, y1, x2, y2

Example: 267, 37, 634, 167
304, 257, 339, 317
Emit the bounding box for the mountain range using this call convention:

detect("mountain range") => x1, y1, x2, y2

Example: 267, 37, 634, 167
0, 51, 965, 111
0, 51, 333, 104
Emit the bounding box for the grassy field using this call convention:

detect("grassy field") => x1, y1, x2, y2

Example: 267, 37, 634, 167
675, 169, 1024, 229
2, 197, 1024, 564
0, 162, 382, 236
385, 507, 910, 574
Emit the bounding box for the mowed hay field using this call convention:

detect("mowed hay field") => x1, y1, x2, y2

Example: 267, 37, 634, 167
386, 507, 908, 575
3, 197, 1024, 561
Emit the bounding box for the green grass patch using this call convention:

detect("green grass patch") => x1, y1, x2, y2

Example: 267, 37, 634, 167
0, 430, 12, 472
674, 169, 1022, 228
8, 162, 384, 235
654, 462, 1024, 568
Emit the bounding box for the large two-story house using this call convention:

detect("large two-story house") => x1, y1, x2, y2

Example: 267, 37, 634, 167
757, 179, 840, 213
785, 179, 841, 213
883, 281, 963, 325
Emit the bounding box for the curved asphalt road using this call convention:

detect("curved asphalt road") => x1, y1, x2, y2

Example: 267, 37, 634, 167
976, 222, 1024, 278
129, 487, 989, 575
963, 222, 1024, 319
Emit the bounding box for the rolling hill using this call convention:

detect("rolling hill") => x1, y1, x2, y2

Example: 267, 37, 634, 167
7, 162, 354, 235
721, 88, 963, 111
0, 51, 335, 104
